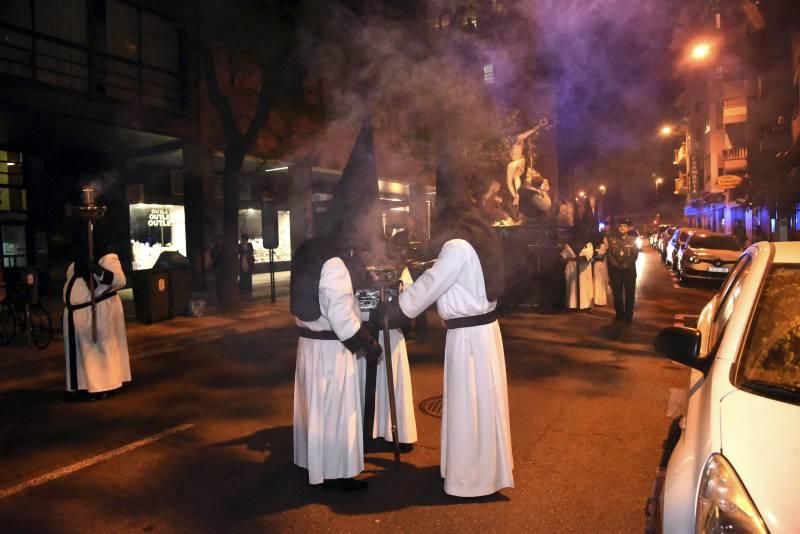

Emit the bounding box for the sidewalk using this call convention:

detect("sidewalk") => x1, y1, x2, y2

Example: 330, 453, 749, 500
0, 275, 292, 389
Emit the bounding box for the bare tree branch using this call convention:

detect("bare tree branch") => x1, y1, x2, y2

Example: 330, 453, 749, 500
201, 43, 241, 143
243, 64, 273, 149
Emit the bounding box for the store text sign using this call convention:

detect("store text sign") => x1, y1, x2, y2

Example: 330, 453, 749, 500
147, 208, 172, 227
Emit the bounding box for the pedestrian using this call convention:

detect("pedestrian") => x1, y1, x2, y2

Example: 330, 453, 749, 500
63, 233, 131, 401
291, 116, 384, 492
752, 224, 767, 244
732, 220, 748, 249
359, 266, 418, 452
606, 218, 639, 323
382, 179, 513, 498
593, 231, 609, 306
238, 233, 254, 299
561, 237, 594, 310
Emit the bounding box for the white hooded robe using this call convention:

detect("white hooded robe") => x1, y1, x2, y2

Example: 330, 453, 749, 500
562, 242, 594, 309
358, 267, 418, 444
398, 239, 513, 497
63, 253, 131, 393
293, 257, 364, 484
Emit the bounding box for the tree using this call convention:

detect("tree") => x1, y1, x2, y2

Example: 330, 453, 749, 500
193, 1, 309, 310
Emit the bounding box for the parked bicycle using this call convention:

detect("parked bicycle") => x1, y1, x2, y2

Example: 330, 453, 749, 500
0, 282, 52, 349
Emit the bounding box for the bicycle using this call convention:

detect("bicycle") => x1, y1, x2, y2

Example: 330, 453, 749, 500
0, 283, 53, 349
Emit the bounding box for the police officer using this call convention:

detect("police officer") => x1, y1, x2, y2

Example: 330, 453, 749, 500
605, 218, 639, 323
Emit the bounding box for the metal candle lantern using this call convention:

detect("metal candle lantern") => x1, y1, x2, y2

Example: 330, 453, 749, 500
75, 187, 107, 343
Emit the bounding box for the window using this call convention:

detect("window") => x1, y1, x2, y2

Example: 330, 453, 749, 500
736, 265, 800, 403
708, 254, 753, 350
483, 64, 495, 84
0, 151, 27, 213
1, 224, 27, 267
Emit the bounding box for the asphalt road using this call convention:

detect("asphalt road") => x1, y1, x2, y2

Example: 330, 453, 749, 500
0, 249, 715, 533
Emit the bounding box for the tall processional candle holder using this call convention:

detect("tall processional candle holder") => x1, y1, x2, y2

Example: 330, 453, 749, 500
75, 187, 107, 343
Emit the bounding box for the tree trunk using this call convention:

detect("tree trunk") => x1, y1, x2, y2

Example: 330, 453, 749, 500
218, 142, 246, 311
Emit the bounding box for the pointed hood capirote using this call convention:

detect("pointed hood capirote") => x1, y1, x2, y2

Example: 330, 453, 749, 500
430, 136, 505, 303
290, 115, 381, 321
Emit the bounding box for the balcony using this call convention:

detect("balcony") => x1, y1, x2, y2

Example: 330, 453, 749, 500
723, 96, 747, 124
722, 147, 748, 172
0, 21, 184, 112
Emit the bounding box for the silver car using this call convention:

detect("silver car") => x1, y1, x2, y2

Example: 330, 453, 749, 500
678, 232, 741, 284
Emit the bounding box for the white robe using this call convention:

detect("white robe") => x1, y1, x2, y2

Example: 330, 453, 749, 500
293, 257, 364, 485
358, 267, 418, 444
562, 243, 594, 309
63, 253, 131, 393
399, 239, 514, 498
593, 241, 609, 306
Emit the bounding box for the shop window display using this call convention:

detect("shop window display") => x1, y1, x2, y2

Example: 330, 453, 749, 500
129, 204, 186, 270
238, 209, 292, 264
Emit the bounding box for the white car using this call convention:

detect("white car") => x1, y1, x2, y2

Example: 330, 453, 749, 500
656, 241, 800, 533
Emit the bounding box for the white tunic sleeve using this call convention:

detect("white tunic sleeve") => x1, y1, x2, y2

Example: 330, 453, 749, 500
579, 242, 594, 260
98, 254, 127, 290
398, 240, 464, 319
319, 257, 361, 341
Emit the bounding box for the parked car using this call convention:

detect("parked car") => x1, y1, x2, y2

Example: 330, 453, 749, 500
656, 241, 800, 534
658, 225, 677, 261
665, 227, 701, 270
650, 224, 670, 247
678, 232, 741, 284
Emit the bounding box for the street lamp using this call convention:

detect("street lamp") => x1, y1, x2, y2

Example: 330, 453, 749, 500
690, 42, 712, 62
578, 190, 586, 198
598, 184, 606, 194
659, 125, 674, 137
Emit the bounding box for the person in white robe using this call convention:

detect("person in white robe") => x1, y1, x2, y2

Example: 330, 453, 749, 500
293, 255, 380, 491
392, 239, 514, 498
63, 252, 130, 398
561, 241, 594, 310
593, 237, 609, 306
358, 267, 418, 449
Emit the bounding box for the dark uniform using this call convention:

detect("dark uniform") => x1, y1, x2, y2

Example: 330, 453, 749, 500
606, 219, 639, 323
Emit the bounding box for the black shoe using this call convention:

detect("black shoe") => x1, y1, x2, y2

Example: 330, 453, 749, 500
322, 478, 368, 492
398, 443, 414, 453
63, 391, 82, 402
90, 392, 110, 401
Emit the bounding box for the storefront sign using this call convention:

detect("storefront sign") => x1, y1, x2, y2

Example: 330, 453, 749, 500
147, 208, 172, 227
715, 175, 743, 190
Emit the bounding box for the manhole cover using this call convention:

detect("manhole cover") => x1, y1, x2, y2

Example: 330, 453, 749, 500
419, 395, 443, 418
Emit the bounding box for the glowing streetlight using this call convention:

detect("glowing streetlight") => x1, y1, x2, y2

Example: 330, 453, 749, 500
598, 184, 606, 194
578, 190, 586, 198
690, 42, 712, 61
659, 125, 674, 137
655, 177, 664, 186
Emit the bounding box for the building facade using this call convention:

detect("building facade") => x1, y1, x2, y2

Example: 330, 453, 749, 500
675, 0, 800, 241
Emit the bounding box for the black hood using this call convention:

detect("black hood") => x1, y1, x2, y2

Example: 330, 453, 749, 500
431, 139, 504, 302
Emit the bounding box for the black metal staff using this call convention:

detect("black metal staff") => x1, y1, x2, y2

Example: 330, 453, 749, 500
75, 187, 107, 343
380, 285, 401, 470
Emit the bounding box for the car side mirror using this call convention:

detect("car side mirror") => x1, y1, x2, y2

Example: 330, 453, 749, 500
655, 326, 710, 374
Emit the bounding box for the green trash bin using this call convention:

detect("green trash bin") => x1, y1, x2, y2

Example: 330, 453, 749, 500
131, 269, 170, 324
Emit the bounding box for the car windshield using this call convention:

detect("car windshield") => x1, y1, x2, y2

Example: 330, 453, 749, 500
690, 235, 741, 250
737, 265, 800, 403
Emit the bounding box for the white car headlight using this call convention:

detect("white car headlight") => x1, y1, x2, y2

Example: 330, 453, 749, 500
689, 255, 701, 264
696, 454, 768, 534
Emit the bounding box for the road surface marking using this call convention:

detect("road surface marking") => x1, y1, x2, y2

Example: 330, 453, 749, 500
0, 423, 194, 500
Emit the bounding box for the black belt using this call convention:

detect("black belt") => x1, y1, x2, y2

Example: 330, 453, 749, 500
297, 327, 339, 340
66, 290, 118, 312
443, 310, 497, 330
